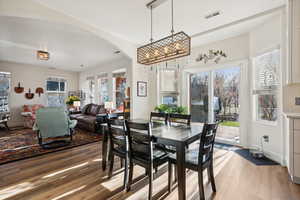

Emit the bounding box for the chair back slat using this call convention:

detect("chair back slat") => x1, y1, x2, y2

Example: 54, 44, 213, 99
169, 113, 191, 126
150, 112, 168, 125
198, 123, 218, 165
107, 118, 126, 152
125, 121, 153, 161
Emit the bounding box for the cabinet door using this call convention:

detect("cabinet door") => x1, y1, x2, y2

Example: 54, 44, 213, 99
294, 153, 300, 177
294, 130, 300, 154
294, 0, 300, 29
292, 28, 300, 83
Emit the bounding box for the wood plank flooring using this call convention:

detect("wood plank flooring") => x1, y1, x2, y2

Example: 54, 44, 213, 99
0, 142, 300, 200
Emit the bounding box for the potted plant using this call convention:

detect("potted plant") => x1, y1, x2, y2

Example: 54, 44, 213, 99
66, 95, 81, 109
154, 104, 188, 114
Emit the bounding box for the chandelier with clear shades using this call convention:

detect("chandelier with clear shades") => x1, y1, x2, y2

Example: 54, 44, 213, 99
137, 0, 191, 66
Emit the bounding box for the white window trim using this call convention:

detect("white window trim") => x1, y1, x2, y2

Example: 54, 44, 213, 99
251, 48, 280, 124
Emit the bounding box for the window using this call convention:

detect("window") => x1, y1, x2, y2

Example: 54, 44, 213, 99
253, 49, 280, 122
0, 72, 11, 112
98, 74, 109, 104
113, 72, 126, 111
46, 77, 67, 107
159, 69, 179, 105
87, 79, 96, 104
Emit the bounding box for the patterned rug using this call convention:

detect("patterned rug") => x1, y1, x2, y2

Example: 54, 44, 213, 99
0, 128, 102, 165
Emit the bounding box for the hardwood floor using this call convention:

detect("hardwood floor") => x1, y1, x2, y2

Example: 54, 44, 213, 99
1, 142, 300, 200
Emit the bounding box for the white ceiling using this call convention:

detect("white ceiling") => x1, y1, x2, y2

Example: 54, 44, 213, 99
0, 16, 124, 71
0, 0, 285, 71
36, 0, 285, 44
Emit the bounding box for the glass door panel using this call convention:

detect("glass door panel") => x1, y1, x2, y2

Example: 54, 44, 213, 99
190, 72, 209, 123
213, 66, 240, 143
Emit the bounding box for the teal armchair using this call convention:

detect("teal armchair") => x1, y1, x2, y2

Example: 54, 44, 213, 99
33, 107, 77, 147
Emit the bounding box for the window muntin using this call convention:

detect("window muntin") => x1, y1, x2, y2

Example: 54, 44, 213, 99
99, 76, 109, 104
46, 77, 67, 107
253, 49, 280, 122
159, 69, 179, 105
0, 72, 11, 112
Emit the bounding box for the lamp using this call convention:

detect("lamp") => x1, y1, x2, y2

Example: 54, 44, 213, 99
73, 101, 81, 111
104, 101, 114, 114
137, 0, 191, 65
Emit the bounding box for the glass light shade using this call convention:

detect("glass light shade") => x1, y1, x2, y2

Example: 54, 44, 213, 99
73, 101, 81, 107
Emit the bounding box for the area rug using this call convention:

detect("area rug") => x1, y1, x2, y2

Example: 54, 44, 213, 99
0, 128, 102, 165
215, 142, 279, 166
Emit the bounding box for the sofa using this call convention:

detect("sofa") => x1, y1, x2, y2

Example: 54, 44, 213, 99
21, 104, 45, 128
69, 103, 106, 132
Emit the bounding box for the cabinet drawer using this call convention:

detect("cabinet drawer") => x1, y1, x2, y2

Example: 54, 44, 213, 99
294, 130, 300, 153
294, 153, 300, 177
294, 118, 300, 130
294, 0, 300, 28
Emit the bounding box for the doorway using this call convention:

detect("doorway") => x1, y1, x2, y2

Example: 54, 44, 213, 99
190, 65, 241, 144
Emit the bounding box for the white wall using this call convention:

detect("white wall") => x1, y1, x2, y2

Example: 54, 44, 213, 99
79, 57, 131, 104
249, 14, 284, 163
148, 13, 287, 164
183, 34, 250, 148
0, 61, 79, 127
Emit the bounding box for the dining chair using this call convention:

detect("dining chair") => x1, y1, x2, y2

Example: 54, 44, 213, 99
125, 120, 170, 200
168, 123, 218, 200
168, 113, 191, 126
107, 115, 128, 189
150, 112, 168, 125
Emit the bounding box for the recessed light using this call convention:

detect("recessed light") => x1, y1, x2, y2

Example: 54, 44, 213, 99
205, 11, 221, 19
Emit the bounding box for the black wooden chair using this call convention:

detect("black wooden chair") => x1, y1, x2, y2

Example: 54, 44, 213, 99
150, 112, 168, 125
107, 115, 128, 189
125, 120, 170, 200
168, 113, 191, 126
168, 123, 218, 200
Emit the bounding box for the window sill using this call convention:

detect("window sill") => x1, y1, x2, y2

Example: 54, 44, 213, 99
253, 119, 278, 126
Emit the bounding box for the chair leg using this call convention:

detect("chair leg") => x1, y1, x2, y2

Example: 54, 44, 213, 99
4, 121, 9, 131
198, 170, 205, 200
168, 161, 173, 193
123, 155, 129, 190
148, 166, 153, 200
208, 163, 216, 192
174, 165, 177, 183
120, 158, 123, 168
108, 152, 114, 178
126, 161, 134, 192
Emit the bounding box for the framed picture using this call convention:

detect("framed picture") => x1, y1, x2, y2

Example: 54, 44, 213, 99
137, 81, 147, 97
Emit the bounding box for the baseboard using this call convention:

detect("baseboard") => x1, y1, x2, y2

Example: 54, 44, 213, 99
250, 144, 283, 165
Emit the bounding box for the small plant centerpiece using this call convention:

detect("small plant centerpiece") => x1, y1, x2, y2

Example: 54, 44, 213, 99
66, 95, 81, 109
154, 104, 188, 114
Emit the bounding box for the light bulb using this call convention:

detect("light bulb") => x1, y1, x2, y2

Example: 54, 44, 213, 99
164, 47, 169, 54
154, 50, 159, 56
146, 53, 150, 59
175, 43, 181, 50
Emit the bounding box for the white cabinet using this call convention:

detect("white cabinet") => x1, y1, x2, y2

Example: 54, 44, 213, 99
290, 0, 300, 83
288, 116, 300, 184
294, 0, 300, 28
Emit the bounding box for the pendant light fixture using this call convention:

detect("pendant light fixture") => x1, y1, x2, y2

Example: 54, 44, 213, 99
137, 0, 191, 65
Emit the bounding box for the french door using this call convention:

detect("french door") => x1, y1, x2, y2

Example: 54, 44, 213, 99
190, 65, 242, 144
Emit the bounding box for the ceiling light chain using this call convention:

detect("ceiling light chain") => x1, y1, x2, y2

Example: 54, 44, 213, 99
150, 5, 154, 43
137, 0, 191, 66
171, 0, 174, 35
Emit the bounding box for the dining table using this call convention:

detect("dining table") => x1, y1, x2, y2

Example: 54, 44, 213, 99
101, 119, 204, 200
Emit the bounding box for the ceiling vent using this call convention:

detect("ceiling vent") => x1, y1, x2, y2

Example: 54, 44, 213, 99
205, 11, 221, 19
